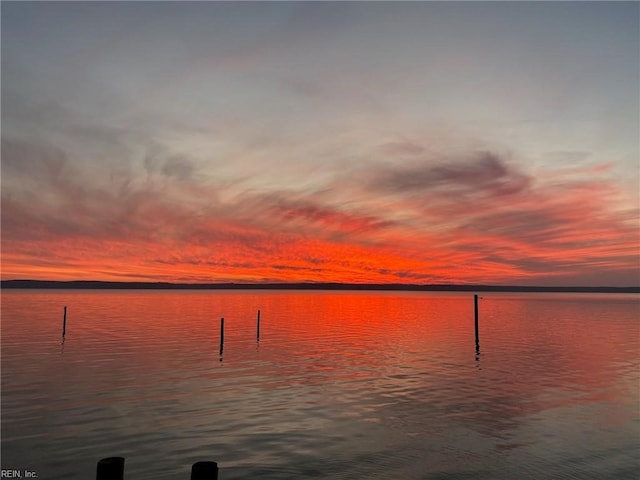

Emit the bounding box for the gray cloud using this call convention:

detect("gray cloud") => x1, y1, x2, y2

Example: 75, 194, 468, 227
1, 137, 68, 181
161, 156, 196, 180
368, 151, 531, 198
377, 140, 426, 157
141, 142, 206, 183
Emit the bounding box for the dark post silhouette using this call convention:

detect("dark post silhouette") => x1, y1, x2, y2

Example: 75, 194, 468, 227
257, 309, 261, 340
474, 294, 479, 347
218, 317, 225, 357
191, 461, 218, 480
96, 457, 125, 480
62, 306, 67, 337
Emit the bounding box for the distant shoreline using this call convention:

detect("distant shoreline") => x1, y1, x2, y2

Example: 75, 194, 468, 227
1, 280, 638, 293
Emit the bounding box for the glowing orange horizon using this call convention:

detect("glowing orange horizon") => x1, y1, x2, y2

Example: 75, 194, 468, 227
2, 221, 637, 286
2, 148, 638, 287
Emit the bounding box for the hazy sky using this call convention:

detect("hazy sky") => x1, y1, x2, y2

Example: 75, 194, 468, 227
2, 1, 639, 286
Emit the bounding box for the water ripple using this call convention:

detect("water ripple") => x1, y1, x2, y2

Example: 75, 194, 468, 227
1, 291, 638, 479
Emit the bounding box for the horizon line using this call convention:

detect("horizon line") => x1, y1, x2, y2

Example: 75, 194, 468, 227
1, 279, 638, 293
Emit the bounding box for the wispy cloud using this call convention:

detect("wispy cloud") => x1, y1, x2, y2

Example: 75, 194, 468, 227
2, 132, 637, 285
1, 0, 638, 286
367, 151, 531, 198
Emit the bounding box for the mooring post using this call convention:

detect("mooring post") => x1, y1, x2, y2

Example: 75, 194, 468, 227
191, 461, 219, 480
62, 306, 67, 337
96, 457, 125, 480
257, 309, 261, 340
219, 317, 225, 357
474, 294, 479, 347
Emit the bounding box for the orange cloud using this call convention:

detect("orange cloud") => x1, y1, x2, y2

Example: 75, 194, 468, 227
2, 139, 638, 286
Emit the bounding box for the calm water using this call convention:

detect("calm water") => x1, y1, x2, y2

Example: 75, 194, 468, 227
1, 290, 638, 479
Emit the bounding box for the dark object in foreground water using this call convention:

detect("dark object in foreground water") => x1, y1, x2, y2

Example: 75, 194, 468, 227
95, 458, 218, 480
96, 457, 124, 480
191, 461, 219, 480
62, 306, 67, 337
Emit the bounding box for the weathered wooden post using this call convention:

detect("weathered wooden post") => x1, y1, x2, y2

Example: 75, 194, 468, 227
96, 456, 125, 480
257, 309, 261, 340
62, 306, 67, 337
474, 294, 479, 347
191, 461, 218, 480
219, 317, 224, 356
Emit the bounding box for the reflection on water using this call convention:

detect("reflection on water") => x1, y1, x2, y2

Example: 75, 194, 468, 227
1, 290, 639, 479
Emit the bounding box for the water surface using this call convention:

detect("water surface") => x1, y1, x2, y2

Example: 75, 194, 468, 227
2, 290, 638, 479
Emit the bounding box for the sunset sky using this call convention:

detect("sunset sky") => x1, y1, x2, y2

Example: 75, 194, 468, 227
1, 1, 638, 286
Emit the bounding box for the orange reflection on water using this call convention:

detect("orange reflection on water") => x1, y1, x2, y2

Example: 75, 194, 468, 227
2, 290, 638, 436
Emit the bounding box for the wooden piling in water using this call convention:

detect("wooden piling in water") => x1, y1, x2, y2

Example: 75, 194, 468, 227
191, 461, 219, 480
257, 309, 261, 340
96, 457, 125, 480
62, 306, 67, 337
219, 317, 224, 356
474, 294, 479, 347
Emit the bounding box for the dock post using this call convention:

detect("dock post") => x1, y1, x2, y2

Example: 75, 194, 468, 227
62, 306, 67, 337
219, 317, 224, 356
257, 309, 261, 340
474, 294, 479, 347
191, 461, 218, 480
96, 457, 125, 480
